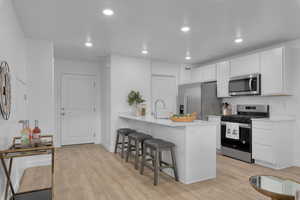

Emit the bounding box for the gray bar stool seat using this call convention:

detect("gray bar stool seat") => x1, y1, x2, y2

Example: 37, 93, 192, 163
126, 132, 152, 169
140, 138, 179, 185
114, 128, 136, 158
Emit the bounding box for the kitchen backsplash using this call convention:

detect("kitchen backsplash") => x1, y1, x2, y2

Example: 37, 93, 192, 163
223, 96, 296, 118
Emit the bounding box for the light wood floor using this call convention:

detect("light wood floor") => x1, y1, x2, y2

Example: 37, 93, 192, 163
19, 144, 300, 200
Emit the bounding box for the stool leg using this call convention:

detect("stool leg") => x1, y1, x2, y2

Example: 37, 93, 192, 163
134, 139, 139, 170
170, 147, 179, 181
121, 135, 126, 158
159, 152, 162, 172
154, 149, 160, 186
140, 144, 147, 175
126, 137, 132, 162
150, 149, 155, 167
114, 133, 120, 154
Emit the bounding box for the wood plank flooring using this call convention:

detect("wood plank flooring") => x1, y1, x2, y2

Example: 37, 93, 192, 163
19, 144, 300, 200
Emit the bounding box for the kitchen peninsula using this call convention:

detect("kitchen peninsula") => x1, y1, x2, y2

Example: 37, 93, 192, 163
119, 113, 218, 184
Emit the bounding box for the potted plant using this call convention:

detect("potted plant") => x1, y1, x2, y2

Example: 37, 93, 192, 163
127, 90, 145, 116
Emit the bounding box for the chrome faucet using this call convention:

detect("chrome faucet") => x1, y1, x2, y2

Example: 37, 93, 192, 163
154, 99, 166, 119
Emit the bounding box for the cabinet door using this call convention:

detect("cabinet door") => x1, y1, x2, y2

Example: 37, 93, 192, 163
179, 65, 191, 84
191, 64, 216, 83
216, 61, 230, 97
208, 116, 221, 150
204, 64, 217, 82
260, 48, 284, 95
191, 67, 203, 82
230, 53, 260, 77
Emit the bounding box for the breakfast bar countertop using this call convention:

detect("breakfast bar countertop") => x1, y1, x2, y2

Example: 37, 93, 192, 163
119, 113, 217, 127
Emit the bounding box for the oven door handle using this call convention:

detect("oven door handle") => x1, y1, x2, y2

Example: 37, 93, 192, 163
249, 78, 253, 91
221, 122, 251, 129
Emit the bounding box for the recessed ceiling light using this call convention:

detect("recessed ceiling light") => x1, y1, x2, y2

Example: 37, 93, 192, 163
85, 41, 93, 47
185, 56, 191, 60
235, 38, 243, 43
181, 26, 191, 33
141, 50, 148, 55
102, 9, 114, 16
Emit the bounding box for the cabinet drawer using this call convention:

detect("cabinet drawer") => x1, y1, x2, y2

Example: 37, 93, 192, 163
252, 128, 273, 146
253, 144, 274, 164
252, 122, 273, 130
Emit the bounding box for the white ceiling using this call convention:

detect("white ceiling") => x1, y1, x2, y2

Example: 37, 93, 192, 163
13, 0, 300, 64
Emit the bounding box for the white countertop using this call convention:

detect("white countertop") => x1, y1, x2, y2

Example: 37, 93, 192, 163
119, 113, 217, 127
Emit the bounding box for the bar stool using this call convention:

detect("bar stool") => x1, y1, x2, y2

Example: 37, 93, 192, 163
140, 138, 179, 185
114, 128, 136, 158
125, 132, 153, 169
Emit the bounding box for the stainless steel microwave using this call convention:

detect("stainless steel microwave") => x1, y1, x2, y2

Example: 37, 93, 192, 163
229, 74, 261, 96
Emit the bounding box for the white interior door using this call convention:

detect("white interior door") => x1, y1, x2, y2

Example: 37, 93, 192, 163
151, 75, 177, 114
61, 74, 96, 145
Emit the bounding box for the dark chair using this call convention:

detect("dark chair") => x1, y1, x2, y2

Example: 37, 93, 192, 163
125, 132, 153, 169
140, 138, 179, 185
114, 128, 136, 158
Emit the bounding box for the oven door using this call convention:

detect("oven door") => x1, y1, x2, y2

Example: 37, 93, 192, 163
221, 122, 252, 153
229, 74, 260, 96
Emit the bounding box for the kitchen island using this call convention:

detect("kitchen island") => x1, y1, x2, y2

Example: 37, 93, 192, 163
119, 113, 217, 184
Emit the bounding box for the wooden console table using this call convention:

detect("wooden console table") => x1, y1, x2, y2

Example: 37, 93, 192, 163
0, 135, 55, 200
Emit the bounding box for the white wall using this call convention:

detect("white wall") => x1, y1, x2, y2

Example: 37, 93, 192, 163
25, 39, 55, 168
26, 39, 55, 134
223, 39, 300, 166
54, 57, 104, 146
103, 55, 181, 151
100, 56, 111, 150
0, 0, 28, 198
108, 55, 151, 151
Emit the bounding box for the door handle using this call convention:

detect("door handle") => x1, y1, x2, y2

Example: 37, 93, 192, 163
249, 78, 253, 91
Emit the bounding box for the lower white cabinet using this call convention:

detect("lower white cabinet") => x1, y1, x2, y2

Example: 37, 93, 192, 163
208, 115, 221, 151
252, 119, 294, 169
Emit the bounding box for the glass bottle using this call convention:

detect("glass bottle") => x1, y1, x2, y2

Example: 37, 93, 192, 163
20, 120, 29, 145
25, 120, 32, 145
32, 120, 41, 145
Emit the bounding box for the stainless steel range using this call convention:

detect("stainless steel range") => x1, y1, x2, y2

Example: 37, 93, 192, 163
221, 104, 269, 163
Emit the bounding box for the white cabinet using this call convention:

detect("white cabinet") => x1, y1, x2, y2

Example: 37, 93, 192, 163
179, 65, 191, 84
230, 53, 260, 77
216, 61, 230, 98
252, 119, 294, 169
208, 115, 221, 151
191, 64, 216, 83
260, 47, 294, 96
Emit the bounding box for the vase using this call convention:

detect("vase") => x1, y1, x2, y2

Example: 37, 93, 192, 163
132, 104, 139, 116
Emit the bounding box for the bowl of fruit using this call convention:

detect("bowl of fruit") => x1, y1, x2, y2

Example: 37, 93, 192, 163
170, 112, 198, 122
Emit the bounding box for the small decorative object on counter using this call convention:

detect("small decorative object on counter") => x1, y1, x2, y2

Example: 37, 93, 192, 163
32, 120, 41, 146
170, 112, 197, 122
139, 104, 147, 116
222, 102, 232, 116
127, 90, 145, 116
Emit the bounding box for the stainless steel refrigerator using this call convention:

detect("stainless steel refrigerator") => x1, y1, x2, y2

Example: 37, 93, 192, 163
177, 81, 221, 120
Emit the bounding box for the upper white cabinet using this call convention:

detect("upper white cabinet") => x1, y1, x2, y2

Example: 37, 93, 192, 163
260, 47, 293, 96
230, 53, 260, 77
179, 65, 191, 84
191, 64, 216, 83
216, 61, 230, 98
